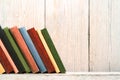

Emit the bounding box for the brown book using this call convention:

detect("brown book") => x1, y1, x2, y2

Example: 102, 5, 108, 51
27, 28, 55, 73
0, 39, 18, 73
10, 26, 39, 73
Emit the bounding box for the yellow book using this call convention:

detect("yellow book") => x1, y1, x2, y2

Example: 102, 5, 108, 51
0, 63, 5, 74
37, 30, 60, 73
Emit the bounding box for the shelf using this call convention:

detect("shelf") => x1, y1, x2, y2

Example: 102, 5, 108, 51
1, 72, 120, 80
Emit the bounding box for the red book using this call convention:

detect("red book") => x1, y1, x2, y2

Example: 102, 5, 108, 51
0, 39, 17, 73
27, 28, 55, 73
10, 26, 39, 73
0, 47, 13, 73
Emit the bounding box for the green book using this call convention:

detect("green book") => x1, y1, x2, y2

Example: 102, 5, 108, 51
41, 28, 66, 73
3, 27, 31, 73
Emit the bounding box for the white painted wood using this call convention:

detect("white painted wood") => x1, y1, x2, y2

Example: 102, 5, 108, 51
1, 0, 120, 73
90, 0, 120, 72
109, 0, 120, 71
90, 0, 111, 71
0, 0, 44, 29
1, 73, 120, 80
46, 0, 88, 72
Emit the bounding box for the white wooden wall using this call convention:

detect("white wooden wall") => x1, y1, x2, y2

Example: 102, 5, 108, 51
0, 0, 120, 72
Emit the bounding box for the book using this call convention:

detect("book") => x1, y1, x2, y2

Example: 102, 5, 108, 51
37, 30, 60, 73
0, 39, 18, 73
0, 26, 24, 73
19, 27, 47, 73
10, 26, 39, 73
0, 63, 5, 74
0, 46, 13, 73
41, 28, 66, 73
27, 28, 55, 73
3, 27, 31, 73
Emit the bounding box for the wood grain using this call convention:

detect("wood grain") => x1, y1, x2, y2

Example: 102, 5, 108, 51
90, 0, 111, 71
46, 0, 88, 72
0, 73, 120, 80
90, 0, 120, 72
1, 0, 120, 72
109, 0, 120, 71
0, 0, 44, 29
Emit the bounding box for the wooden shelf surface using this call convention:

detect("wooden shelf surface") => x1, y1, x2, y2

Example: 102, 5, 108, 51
1, 72, 120, 80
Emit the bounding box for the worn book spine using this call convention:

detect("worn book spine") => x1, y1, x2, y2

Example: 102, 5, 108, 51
0, 39, 18, 73
27, 28, 55, 73
0, 63, 5, 74
3, 27, 31, 73
10, 26, 39, 73
19, 27, 47, 73
41, 28, 66, 73
37, 30, 60, 73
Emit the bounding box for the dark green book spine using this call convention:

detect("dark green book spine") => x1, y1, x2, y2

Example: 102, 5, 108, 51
41, 28, 66, 73
3, 27, 31, 73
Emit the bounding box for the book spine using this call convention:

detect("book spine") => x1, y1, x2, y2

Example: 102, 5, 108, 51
0, 63, 5, 74
0, 46, 13, 73
41, 28, 66, 73
3, 27, 31, 73
27, 28, 55, 73
0, 27, 21, 73
19, 27, 47, 73
0, 39, 18, 73
10, 26, 39, 73
37, 30, 60, 73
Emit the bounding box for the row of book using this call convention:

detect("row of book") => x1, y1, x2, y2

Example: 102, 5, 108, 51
0, 26, 66, 74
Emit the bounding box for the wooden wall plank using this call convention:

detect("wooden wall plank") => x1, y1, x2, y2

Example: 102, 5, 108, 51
90, 0, 120, 72
46, 0, 88, 72
90, 0, 111, 71
0, 0, 44, 29
109, 0, 120, 71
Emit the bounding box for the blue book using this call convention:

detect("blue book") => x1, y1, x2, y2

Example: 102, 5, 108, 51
19, 27, 47, 73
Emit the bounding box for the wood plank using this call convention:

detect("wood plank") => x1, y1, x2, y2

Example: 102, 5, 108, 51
90, 0, 111, 71
109, 0, 120, 71
46, 0, 88, 72
0, 0, 44, 29
1, 73, 120, 80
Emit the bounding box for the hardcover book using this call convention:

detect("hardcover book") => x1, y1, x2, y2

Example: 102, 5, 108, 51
10, 26, 39, 73
27, 28, 55, 73
0, 26, 24, 73
41, 28, 66, 73
3, 27, 31, 73
19, 27, 47, 73
0, 39, 18, 73
37, 30, 60, 73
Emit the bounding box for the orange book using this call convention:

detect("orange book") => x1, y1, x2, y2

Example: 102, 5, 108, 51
0, 39, 18, 73
10, 26, 39, 73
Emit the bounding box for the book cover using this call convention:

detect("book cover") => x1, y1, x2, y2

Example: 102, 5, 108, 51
10, 26, 39, 73
0, 39, 18, 73
19, 27, 47, 73
0, 63, 5, 74
3, 27, 31, 73
27, 28, 55, 73
37, 30, 60, 73
0, 26, 24, 73
41, 28, 66, 73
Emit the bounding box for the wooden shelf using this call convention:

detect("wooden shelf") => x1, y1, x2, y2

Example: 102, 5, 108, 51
1, 72, 120, 80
